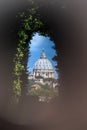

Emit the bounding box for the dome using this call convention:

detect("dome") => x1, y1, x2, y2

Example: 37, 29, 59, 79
33, 50, 54, 78
34, 59, 53, 70
34, 50, 53, 71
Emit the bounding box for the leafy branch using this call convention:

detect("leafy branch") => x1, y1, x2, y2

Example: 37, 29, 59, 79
13, 5, 44, 103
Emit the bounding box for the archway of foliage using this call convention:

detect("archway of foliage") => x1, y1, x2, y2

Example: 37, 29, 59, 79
13, 4, 50, 102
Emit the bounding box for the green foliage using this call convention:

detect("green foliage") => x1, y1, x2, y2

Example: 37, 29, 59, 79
28, 79, 35, 87
28, 87, 58, 97
27, 79, 49, 89
27, 79, 58, 100
12, 3, 45, 103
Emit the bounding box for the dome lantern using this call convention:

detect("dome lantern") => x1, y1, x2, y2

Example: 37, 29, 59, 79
40, 49, 46, 59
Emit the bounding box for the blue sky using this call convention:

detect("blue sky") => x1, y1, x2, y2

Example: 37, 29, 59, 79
27, 33, 58, 78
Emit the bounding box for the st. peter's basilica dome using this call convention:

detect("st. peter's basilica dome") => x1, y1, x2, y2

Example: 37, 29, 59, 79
33, 50, 54, 78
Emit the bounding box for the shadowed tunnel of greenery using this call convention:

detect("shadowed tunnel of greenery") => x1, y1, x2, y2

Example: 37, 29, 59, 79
12, 3, 59, 103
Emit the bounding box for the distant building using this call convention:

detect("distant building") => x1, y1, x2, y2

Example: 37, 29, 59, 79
33, 50, 54, 78
28, 50, 58, 89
